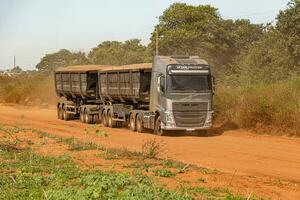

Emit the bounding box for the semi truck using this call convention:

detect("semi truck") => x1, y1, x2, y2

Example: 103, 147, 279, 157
55, 55, 214, 136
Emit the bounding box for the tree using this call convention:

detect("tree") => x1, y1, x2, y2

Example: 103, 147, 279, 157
147, 3, 263, 77
276, 0, 300, 66
10, 66, 22, 73
231, 0, 300, 85
88, 39, 149, 65
36, 49, 89, 71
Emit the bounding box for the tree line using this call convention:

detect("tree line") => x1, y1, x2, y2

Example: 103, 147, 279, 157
36, 0, 300, 85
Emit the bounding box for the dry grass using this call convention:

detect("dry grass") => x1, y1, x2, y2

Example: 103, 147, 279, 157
0, 73, 57, 106
215, 77, 300, 136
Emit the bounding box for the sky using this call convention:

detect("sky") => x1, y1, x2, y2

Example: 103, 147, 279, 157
0, 0, 290, 70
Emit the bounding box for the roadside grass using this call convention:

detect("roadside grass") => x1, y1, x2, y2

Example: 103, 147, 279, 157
0, 146, 193, 200
214, 77, 300, 136
0, 73, 57, 106
0, 124, 257, 199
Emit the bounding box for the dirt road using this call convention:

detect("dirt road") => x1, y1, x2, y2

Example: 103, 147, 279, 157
0, 104, 300, 198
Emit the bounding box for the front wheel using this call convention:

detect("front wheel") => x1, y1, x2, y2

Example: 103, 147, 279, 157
154, 116, 165, 136
196, 130, 208, 137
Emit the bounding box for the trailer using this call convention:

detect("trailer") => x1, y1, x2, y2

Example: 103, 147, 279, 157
55, 65, 106, 123
55, 56, 214, 136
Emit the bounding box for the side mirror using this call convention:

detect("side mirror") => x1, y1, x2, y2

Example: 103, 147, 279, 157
157, 75, 165, 93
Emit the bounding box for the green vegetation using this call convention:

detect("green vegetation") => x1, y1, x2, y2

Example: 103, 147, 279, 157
0, 125, 250, 200
0, 148, 191, 200
36, 49, 89, 71
0, 73, 56, 105
215, 77, 300, 136
1, 0, 299, 136
154, 169, 176, 178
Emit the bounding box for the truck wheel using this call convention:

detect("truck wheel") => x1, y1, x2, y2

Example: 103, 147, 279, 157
93, 114, 99, 124
85, 111, 93, 124
136, 114, 144, 133
129, 114, 136, 132
102, 112, 108, 127
63, 107, 70, 121
154, 116, 165, 136
196, 130, 208, 137
108, 111, 117, 128
80, 111, 85, 123
58, 106, 64, 120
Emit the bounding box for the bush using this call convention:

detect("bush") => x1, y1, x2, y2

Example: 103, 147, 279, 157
215, 77, 300, 136
0, 73, 57, 106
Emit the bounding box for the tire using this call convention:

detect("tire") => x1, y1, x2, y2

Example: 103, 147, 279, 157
58, 106, 64, 120
85, 111, 93, 124
136, 113, 144, 133
80, 111, 85, 123
57, 105, 60, 119
102, 112, 108, 127
154, 116, 165, 136
93, 114, 99, 124
196, 130, 208, 137
129, 114, 136, 132
63, 107, 70, 121
108, 111, 117, 128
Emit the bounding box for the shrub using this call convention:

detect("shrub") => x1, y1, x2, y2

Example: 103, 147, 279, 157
214, 77, 300, 136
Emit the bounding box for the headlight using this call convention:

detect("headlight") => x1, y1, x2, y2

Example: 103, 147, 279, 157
165, 111, 175, 124
205, 111, 213, 124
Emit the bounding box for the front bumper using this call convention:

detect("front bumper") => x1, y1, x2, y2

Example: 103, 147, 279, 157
162, 110, 213, 131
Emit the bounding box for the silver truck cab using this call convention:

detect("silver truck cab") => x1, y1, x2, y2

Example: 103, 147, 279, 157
150, 55, 214, 133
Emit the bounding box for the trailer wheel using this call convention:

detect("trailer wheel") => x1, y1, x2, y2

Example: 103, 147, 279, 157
154, 116, 165, 136
58, 105, 64, 120
102, 112, 108, 127
93, 114, 99, 124
63, 107, 70, 121
108, 111, 117, 128
136, 114, 144, 133
129, 114, 136, 132
85, 111, 93, 124
80, 111, 85, 123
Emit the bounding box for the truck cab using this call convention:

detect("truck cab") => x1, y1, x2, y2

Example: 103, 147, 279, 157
149, 55, 214, 135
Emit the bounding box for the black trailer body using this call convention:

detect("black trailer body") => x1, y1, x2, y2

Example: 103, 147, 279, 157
55, 65, 107, 123
97, 64, 153, 129
98, 65, 152, 104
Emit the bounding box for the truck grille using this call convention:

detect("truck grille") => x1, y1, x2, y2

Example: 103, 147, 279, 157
172, 102, 208, 127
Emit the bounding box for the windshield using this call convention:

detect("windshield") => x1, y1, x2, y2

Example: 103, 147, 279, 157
168, 75, 211, 93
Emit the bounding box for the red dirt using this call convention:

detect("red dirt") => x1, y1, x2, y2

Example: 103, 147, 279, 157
0, 104, 299, 199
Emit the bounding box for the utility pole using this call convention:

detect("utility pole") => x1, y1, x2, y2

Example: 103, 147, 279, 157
156, 27, 159, 56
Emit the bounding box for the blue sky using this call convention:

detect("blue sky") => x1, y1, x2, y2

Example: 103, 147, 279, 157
0, 0, 289, 70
